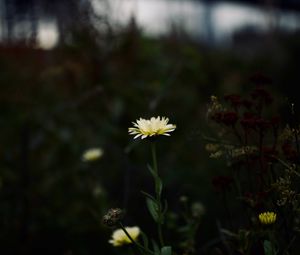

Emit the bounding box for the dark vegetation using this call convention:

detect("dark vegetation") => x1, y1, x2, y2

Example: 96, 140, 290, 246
1, 0, 300, 254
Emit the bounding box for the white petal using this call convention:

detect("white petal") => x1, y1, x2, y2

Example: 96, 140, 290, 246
134, 134, 142, 139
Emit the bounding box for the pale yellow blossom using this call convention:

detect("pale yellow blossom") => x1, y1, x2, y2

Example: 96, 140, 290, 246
109, 226, 140, 247
82, 148, 103, 162
128, 116, 176, 139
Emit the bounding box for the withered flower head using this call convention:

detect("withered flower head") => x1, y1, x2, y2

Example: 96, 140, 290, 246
102, 208, 124, 227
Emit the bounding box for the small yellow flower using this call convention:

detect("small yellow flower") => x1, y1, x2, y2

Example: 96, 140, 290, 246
109, 226, 140, 247
128, 116, 176, 139
82, 148, 103, 162
258, 211, 277, 225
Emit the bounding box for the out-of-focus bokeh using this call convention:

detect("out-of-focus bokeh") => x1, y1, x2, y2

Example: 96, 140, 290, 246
1, 0, 300, 254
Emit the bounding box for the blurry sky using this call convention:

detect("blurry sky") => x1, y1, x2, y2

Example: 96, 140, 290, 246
0, 0, 300, 49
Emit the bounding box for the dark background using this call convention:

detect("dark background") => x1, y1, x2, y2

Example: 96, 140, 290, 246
1, 0, 300, 254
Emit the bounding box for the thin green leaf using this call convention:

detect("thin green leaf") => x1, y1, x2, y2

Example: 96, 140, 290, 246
141, 231, 149, 249
146, 198, 159, 222
147, 164, 158, 178
157, 176, 163, 197
220, 228, 238, 238
141, 190, 156, 201
264, 240, 274, 255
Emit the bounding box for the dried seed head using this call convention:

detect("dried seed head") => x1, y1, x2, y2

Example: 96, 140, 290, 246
102, 208, 124, 227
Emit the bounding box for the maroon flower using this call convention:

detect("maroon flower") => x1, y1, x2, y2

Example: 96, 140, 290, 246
212, 111, 238, 126
224, 94, 242, 109
251, 87, 273, 105
240, 113, 259, 129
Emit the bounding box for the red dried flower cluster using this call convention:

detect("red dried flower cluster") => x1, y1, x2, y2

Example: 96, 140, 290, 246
240, 113, 271, 131
208, 84, 296, 201
212, 111, 238, 126
210, 87, 275, 130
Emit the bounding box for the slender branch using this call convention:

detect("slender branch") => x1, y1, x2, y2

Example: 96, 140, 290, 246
276, 157, 300, 177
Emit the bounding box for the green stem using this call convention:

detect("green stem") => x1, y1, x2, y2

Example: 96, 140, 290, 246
268, 230, 276, 255
119, 223, 153, 255
151, 143, 158, 178
151, 142, 165, 247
